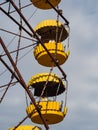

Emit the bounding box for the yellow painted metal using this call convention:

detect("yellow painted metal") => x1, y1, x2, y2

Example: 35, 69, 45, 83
34, 19, 69, 42
28, 72, 60, 86
9, 125, 41, 130
34, 41, 70, 67
26, 101, 68, 124
30, 0, 61, 10
28, 72, 65, 96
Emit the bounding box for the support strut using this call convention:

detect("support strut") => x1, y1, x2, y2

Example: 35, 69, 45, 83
0, 37, 49, 130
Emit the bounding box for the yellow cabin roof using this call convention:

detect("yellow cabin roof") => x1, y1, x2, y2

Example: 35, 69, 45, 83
34, 19, 69, 42
9, 125, 41, 130
28, 72, 66, 97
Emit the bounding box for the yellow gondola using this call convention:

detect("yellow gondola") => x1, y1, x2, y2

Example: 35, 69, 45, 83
27, 72, 68, 124
28, 72, 66, 97
34, 41, 70, 67
26, 101, 68, 124
34, 19, 69, 42
9, 125, 41, 130
30, 0, 61, 10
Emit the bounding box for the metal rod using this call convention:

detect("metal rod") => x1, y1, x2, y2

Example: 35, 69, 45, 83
0, 77, 13, 103
0, 81, 18, 88
9, 0, 67, 79
0, 7, 33, 37
13, 115, 29, 130
0, 1, 7, 6
1, 43, 34, 57
0, 58, 20, 85
9, 3, 32, 14
0, 28, 35, 41
0, 37, 49, 130
47, 0, 69, 25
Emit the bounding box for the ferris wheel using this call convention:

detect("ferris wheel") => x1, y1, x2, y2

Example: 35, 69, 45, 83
0, 0, 70, 130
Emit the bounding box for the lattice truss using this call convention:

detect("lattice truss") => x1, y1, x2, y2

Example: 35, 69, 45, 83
0, 0, 70, 130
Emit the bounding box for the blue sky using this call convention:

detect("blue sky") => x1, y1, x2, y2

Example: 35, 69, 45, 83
0, 0, 98, 130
